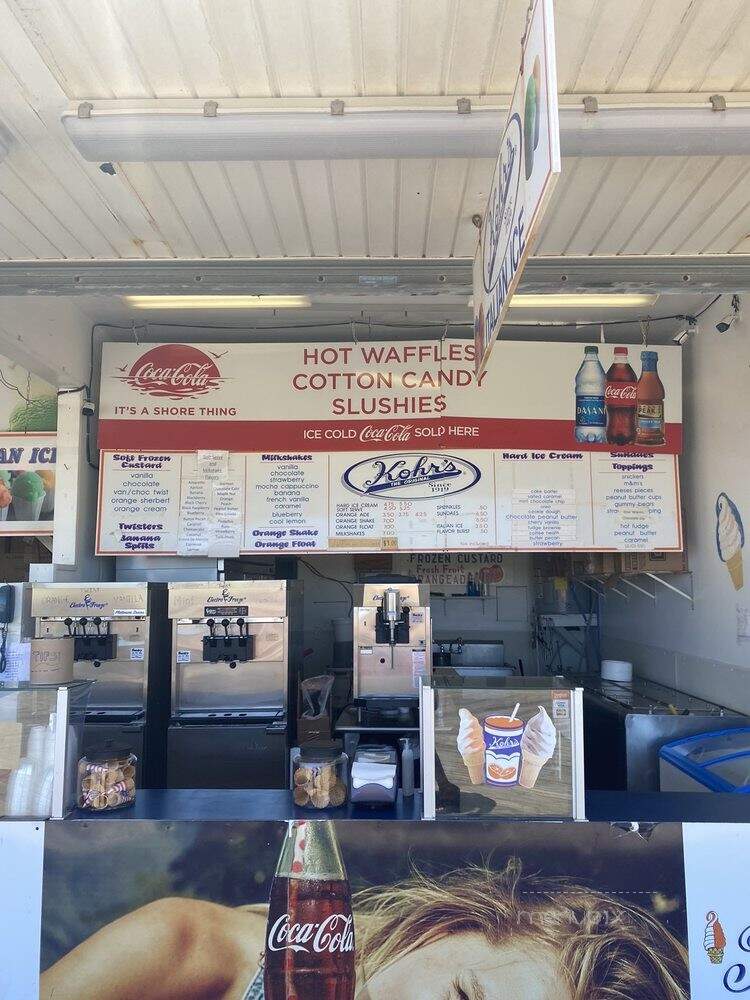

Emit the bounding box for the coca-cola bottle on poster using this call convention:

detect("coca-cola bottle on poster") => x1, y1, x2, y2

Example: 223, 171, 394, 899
605, 346, 637, 444
264, 820, 355, 1000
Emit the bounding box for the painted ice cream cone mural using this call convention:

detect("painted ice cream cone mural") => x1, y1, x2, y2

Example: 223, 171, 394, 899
457, 709, 485, 785
518, 706, 557, 789
716, 493, 745, 590
704, 910, 726, 964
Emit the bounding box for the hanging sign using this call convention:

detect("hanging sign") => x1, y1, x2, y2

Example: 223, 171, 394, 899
473, 0, 561, 375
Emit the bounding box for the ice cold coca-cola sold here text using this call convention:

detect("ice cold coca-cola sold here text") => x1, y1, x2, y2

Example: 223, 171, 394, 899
264, 821, 355, 1000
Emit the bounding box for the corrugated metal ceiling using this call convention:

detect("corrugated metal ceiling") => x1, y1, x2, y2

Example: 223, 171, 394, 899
0, 0, 749, 261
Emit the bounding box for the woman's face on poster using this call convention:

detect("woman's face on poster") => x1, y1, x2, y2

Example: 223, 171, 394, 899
356, 932, 569, 1000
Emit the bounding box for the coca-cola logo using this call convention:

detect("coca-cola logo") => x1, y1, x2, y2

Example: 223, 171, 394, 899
359, 424, 413, 444
605, 382, 637, 404
267, 913, 354, 954
119, 344, 223, 399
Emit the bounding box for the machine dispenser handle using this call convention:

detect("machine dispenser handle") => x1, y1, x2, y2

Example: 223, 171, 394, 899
93, 616, 102, 635
79, 617, 88, 636
221, 618, 231, 637
63, 617, 73, 636
207, 618, 216, 637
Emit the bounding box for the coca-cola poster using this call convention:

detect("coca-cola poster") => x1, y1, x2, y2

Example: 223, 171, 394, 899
98, 339, 682, 455
38, 819, 691, 999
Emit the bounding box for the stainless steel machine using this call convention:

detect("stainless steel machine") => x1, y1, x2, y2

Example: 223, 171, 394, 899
573, 674, 745, 791
167, 580, 302, 789
29, 583, 170, 786
353, 583, 432, 700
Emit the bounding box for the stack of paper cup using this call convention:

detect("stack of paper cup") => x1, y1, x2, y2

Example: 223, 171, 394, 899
30, 637, 74, 685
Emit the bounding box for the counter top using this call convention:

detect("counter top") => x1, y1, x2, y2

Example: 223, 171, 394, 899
63, 789, 750, 823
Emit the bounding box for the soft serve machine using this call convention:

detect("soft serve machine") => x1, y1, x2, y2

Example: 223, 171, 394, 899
167, 580, 302, 789
29, 583, 170, 786
353, 582, 432, 700
348, 582, 431, 803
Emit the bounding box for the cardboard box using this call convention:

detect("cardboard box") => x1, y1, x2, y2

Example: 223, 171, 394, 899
569, 553, 618, 579
618, 550, 688, 576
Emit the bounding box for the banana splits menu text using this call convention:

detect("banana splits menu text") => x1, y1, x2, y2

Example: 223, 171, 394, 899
96, 340, 683, 557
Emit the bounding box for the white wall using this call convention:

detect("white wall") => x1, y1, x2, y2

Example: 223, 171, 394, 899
601, 298, 750, 710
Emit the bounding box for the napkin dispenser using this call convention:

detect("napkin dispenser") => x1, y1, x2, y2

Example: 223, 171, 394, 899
350, 745, 398, 804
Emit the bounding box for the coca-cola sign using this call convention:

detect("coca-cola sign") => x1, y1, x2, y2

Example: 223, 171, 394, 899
267, 913, 354, 954
343, 452, 481, 500
605, 382, 637, 404
120, 344, 223, 399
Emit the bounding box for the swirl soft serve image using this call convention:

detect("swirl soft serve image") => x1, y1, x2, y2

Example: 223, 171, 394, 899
716, 492, 745, 590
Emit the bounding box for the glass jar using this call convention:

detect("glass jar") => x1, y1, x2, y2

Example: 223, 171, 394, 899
291, 748, 348, 809
77, 749, 137, 812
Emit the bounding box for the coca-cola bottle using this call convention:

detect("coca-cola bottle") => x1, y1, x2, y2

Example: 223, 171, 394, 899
264, 820, 355, 1000
635, 350, 665, 446
605, 346, 637, 444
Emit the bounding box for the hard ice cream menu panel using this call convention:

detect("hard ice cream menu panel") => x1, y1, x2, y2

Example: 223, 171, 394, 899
96, 449, 682, 556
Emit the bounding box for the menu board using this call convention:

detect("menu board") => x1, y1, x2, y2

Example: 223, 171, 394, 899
96, 449, 682, 556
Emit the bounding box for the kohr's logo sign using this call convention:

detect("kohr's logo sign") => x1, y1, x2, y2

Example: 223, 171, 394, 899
120, 344, 224, 399
480, 110, 526, 340
343, 453, 481, 500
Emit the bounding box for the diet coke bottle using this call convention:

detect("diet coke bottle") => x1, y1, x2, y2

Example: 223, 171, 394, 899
605, 346, 637, 444
264, 820, 355, 1000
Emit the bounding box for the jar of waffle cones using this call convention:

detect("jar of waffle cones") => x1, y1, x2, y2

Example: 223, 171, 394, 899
77, 749, 137, 812
291, 748, 348, 810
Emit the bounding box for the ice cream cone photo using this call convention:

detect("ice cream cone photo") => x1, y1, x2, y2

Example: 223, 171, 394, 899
716, 493, 745, 591
518, 707, 557, 789
457, 708, 486, 785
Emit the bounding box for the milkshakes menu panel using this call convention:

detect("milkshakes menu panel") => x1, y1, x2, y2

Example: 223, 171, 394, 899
96, 449, 682, 556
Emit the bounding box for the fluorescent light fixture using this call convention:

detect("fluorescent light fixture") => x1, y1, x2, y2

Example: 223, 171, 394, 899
509, 293, 658, 309
126, 294, 311, 310
62, 106, 750, 162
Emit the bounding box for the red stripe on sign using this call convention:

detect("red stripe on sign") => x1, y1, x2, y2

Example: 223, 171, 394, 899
98, 418, 682, 454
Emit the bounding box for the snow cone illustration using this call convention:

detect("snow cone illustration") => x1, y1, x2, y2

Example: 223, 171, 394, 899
7, 394, 57, 432
11, 470, 46, 521
518, 706, 557, 789
704, 911, 726, 964
716, 492, 745, 590
457, 708, 486, 785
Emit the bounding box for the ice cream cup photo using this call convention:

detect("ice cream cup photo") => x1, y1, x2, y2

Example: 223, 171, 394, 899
11, 470, 46, 521
483, 714, 524, 786
518, 706, 557, 789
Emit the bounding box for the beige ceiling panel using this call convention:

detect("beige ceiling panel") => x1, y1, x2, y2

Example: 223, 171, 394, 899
222, 162, 285, 256
649, 0, 748, 92
328, 160, 368, 256
424, 158, 472, 257
676, 162, 750, 253
197, 0, 275, 96
451, 158, 493, 258
187, 162, 260, 257
253, 0, 318, 96
363, 159, 397, 255
291, 161, 341, 256
396, 159, 436, 256
118, 163, 197, 257
304, 0, 360, 97
0, 163, 90, 258
255, 161, 313, 255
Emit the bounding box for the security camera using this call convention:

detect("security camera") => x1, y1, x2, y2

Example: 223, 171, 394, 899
672, 315, 697, 345
81, 400, 96, 417
672, 329, 689, 346
716, 294, 741, 333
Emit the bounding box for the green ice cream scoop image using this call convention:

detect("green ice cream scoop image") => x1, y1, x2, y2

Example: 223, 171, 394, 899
12, 471, 46, 501
8, 394, 58, 432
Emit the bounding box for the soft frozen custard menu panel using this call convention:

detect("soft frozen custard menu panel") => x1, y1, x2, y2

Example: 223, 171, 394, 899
433, 686, 575, 819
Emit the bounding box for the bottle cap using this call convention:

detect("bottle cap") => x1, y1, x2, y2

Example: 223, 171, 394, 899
641, 350, 658, 363
614, 346, 628, 356
584, 345, 598, 354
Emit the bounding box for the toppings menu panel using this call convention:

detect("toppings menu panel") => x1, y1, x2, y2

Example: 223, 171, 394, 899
97, 449, 682, 555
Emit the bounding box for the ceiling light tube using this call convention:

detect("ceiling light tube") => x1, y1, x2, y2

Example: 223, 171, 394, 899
62, 106, 750, 162
126, 294, 311, 309
508, 293, 658, 309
